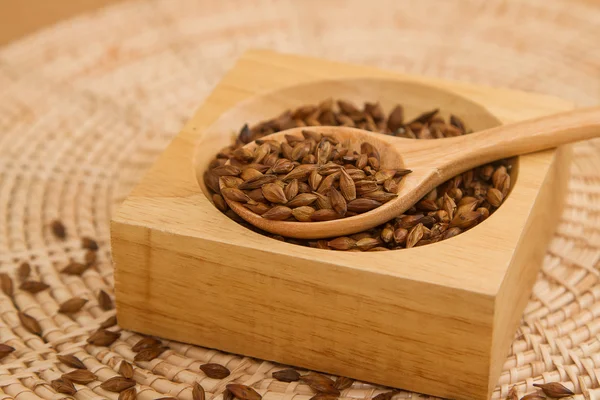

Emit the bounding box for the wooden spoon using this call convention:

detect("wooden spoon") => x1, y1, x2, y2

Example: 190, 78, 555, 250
221, 107, 600, 239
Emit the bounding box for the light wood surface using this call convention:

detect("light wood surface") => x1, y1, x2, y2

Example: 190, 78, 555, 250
224, 108, 600, 239
111, 50, 574, 400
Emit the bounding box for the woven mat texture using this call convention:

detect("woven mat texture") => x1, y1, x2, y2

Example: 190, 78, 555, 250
1, 0, 600, 399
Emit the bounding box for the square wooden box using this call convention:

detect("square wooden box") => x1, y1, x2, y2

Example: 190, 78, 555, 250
111, 50, 573, 400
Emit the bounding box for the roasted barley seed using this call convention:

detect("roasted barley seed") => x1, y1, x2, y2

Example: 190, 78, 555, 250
192, 383, 206, 400
532, 382, 574, 398
119, 361, 134, 379
207, 100, 510, 250
101, 376, 136, 392
499, 174, 511, 197
240, 168, 262, 182
58, 354, 86, 369
356, 237, 382, 251
272, 369, 301, 382
221, 176, 244, 188
212, 194, 228, 212
329, 187, 347, 216
119, 387, 137, 400
222, 188, 251, 203
333, 376, 354, 391
220, 131, 407, 222
243, 202, 271, 215
134, 345, 168, 362
85, 250, 97, 266
492, 166, 507, 188
100, 315, 118, 329
373, 391, 396, 400
204, 172, 221, 194
51, 378, 77, 395
19, 312, 42, 335
58, 297, 88, 314
292, 206, 315, 222
316, 171, 340, 194
200, 363, 230, 379
262, 206, 293, 221
383, 178, 398, 193
62, 369, 97, 384
381, 225, 394, 243
417, 199, 438, 211
51, 220, 67, 239
442, 227, 462, 240
339, 169, 356, 200
450, 211, 481, 229
347, 198, 382, 213
262, 183, 287, 204
300, 372, 340, 395
406, 224, 424, 248
311, 209, 340, 221
98, 289, 114, 311
287, 193, 318, 208
132, 337, 161, 352
309, 170, 323, 191
313, 191, 332, 210
327, 237, 356, 251
396, 214, 422, 229
212, 165, 241, 176
81, 237, 99, 251
87, 329, 120, 346
254, 143, 270, 164
0, 344, 15, 360
18, 262, 31, 281
507, 386, 519, 400
478, 207, 490, 219
238, 174, 277, 190
387, 105, 404, 132
393, 228, 408, 244
20, 280, 50, 293
226, 384, 262, 400
246, 189, 265, 203
233, 147, 254, 161
0, 273, 13, 297
62, 262, 89, 275
285, 179, 299, 200
362, 190, 397, 203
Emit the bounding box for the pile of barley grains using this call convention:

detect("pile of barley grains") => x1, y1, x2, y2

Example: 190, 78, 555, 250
215, 130, 412, 222
204, 99, 512, 251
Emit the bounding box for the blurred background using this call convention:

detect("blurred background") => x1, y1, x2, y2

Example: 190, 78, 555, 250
0, 0, 121, 45
1, 0, 598, 105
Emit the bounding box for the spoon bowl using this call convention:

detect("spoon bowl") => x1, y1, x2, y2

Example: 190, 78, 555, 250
221, 126, 431, 239
221, 107, 600, 239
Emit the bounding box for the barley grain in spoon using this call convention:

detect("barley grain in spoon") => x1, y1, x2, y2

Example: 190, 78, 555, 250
220, 107, 600, 239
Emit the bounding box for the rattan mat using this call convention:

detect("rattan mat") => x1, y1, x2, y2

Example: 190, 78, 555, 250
1, 1, 599, 399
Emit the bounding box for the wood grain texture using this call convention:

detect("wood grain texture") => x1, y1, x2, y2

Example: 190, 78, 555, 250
111, 50, 574, 400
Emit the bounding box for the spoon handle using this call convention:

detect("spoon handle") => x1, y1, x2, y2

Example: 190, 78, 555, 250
418, 106, 600, 176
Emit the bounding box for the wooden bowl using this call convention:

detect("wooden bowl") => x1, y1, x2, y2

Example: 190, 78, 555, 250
195, 78, 517, 196
111, 50, 573, 400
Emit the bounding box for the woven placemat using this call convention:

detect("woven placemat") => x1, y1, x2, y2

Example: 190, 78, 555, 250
1, 1, 599, 399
